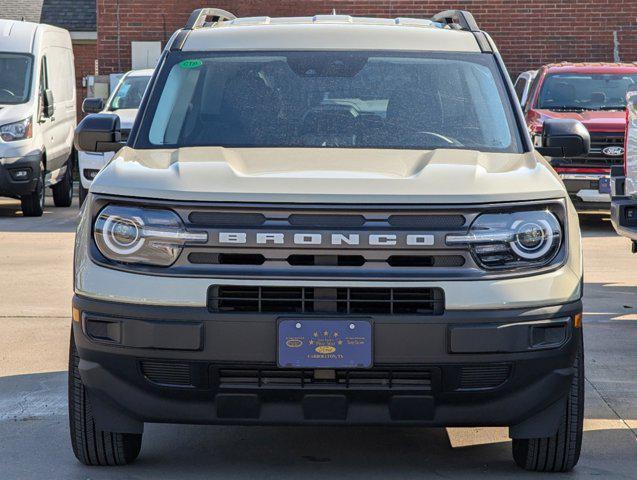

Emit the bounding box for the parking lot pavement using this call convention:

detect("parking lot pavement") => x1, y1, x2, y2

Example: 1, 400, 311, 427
1, 201, 636, 479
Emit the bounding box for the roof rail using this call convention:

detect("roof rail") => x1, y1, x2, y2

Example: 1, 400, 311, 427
431, 10, 479, 32
184, 8, 237, 30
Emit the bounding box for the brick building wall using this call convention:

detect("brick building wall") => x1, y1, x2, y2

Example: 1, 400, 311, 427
96, 0, 637, 78
73, 42, 98, 119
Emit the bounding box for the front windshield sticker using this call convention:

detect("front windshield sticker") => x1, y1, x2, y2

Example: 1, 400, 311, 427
179, 59, 203, 69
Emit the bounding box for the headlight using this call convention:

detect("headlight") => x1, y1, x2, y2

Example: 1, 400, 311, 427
446, 209, 563, 270
0, 117, 32, 142
94, 205, 208, 266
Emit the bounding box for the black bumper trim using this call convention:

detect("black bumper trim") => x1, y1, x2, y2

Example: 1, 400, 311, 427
72, 295, 582, 433
0, 155, 41, 198
611, 196, 637, 241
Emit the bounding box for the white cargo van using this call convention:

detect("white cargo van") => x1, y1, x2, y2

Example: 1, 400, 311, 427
0, 20, 76, 216
78, 69, 153, 205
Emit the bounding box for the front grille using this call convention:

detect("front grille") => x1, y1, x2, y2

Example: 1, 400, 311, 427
141, 360, 193, 387
217, 368, 432, 391
458, 364, 511, 390
189, 252, 464, 268
388, 214, 465, 228
555, 132, 624, 168
175, 205, 476, 280
208, 286, 444, 315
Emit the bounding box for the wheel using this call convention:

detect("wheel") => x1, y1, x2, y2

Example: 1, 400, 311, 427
79, 182, 88, 207
68, 333, 142, 466
20, 168, 45, 217
52, 159, 73, 207
512, 334, 584, 472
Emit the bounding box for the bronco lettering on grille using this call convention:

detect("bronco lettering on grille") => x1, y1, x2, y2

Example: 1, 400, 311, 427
215, 232, 435, 248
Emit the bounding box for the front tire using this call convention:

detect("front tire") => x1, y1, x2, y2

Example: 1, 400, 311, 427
512, 334, 584, 472
53, 159, 73, 207
20, 168, 45, 217
78, 182, 88, 207
68, 333, 142, 466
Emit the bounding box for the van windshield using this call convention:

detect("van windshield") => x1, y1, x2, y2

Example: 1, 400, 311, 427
108, 75, 152, 111
140, 51, 522, 153
538, 73, 637, 111
0, 53, 33, 104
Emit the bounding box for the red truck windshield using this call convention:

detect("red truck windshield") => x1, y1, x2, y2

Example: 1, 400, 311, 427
538, 73, 637, 111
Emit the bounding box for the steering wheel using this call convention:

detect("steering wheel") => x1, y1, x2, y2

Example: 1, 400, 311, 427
0, 88, 16, 97
407, 129, 464, 148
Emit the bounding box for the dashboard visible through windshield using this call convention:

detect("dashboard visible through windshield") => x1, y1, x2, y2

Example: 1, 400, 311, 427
137, 51, 523, 153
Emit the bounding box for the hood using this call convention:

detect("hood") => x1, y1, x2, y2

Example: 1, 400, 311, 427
91, 147, 566, 204
0, 103, 32, 125
112, 109, 139, 129
533, 109, 626, 133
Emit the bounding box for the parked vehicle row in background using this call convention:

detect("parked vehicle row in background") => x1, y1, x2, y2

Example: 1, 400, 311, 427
524, 63, 637, 210
78, 69, 153, 205
611, 90, 637, 252
0, 19, 76, 216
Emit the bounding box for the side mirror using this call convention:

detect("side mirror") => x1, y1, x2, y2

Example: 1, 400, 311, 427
536, 119, 590, 158
42, 89, 54, 118
74, 113, 123, 153
82, 97, 105, 114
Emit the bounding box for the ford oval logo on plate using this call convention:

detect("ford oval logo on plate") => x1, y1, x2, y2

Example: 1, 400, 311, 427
602, 146, 625, 157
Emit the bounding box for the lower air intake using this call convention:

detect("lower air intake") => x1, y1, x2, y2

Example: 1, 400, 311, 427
208, 286, 444, 315
458, 364, 511, 390
141, 360, 193, 387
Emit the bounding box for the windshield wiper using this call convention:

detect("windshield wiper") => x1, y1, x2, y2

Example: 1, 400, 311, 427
545, 106, 592, 112
596, 106, 625, 111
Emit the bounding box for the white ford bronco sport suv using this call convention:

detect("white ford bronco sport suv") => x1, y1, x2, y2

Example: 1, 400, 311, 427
71, 9, 589, 472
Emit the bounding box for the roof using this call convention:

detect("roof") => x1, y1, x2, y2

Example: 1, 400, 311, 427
182, 15, 480, 53
0, 20, 39, 53
0, 0, 95, 32
544, 62, 637, 74
125, 69, 155, 77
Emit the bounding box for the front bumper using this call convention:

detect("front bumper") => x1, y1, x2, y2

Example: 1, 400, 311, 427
560, 174, 611, 209
0, 155, 41, 198
72, 295, 582, 437
611, 196, 637, 242
78, 151, 113, 189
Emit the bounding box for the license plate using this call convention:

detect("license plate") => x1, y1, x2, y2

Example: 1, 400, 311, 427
599, 177, 611, 194
278, 319, 372, 369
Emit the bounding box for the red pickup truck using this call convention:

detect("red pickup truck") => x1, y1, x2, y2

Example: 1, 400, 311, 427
525, 63, 637, 209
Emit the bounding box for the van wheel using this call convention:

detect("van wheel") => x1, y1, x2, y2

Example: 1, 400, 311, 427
53, 160, 73, 207
79, 183, 88, 207
512, 334, 584, 472
20, 169, 45, 217
68, 333, 142, 466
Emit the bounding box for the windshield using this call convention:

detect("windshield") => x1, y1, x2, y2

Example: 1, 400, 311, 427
538, 73, 637, 111
108, 75, 151, 111
0, 53, 33, 104
139, 51, 522, 153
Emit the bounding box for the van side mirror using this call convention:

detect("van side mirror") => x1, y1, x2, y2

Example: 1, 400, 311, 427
536, 119, 590, 158
74, 114, 123, 153
82, 97, 105, 114
42, 89, 55, 118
